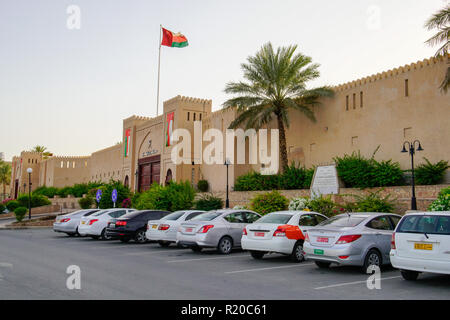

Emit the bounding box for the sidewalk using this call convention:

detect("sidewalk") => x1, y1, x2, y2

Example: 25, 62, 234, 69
0, 209, 77, 229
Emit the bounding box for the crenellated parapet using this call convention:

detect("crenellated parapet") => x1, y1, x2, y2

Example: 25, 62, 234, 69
333, 55, 448, 92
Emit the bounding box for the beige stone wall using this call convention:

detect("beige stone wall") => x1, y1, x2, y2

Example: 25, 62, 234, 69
9, 152, 42, 196
40, 156, 91, 187
90, 144, 123, 183
202, 184, 449, 214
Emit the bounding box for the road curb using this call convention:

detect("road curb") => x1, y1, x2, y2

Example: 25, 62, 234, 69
0, 225, 52, 230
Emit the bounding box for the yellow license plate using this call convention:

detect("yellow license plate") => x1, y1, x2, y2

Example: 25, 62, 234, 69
81, 221, 85, 224
152, 225, 157, 229
414, 243, 433, 250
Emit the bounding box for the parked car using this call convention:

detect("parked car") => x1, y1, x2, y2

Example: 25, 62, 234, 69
390, 211, 450, 280
78, 208, 136, 240
106, 210, 171, 243
303, 212, 402, 272
146, 210, 205, 247
241, 211, 328, 262
53, 209, 99, 236
176, 209, 261, 254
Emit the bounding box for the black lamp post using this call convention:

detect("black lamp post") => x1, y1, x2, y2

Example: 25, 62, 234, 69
224, 158, 230, 208
401, 140, 423, 210
134, 169, 139, 192
27, 168, 33, 220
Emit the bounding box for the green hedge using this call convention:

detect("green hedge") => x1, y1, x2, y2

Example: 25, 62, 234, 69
6, 200, 20, 212
133, 181, 196, 211
414, 158, 449, 185
194, 194, 223, 211
250, 191, 288, 215
16, 194, 51, 208
14, 207, 27, 222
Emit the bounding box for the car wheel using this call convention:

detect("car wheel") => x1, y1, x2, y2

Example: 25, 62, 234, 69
100, 228, 112, 241
158, 241, 171, 247
362, 249, 382, 273
217, 236, 233, 254
120, 238, 130, 243
191, 246, 202, 252
250, 251, 265, 260
134, 230, 147, 243
315, 261, 331, 269
401, 270, 419, 281
75, 227, 80, 237
290, 241, 305, 263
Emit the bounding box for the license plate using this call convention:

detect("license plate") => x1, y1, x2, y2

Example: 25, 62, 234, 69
314, 249, 324, 255
110, 223, 115, 228
81, 221, 85, 224
186, 228, 193, 232
414, 243, 433, 250
152, 225, 158, 229
317, 237, 329, 243
255, 232, 265, 237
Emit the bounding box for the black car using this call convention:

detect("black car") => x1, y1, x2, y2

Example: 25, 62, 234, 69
105, 210, 170, 243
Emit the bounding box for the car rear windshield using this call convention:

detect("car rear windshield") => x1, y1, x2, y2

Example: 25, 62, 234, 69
190, 211, 222, 221
161, 211, 186, 221
255, 214, 293, 224
318, 215, 366, 227
92, 210, 111, 216
121, 211, 147, 219
397, 215, 450, 235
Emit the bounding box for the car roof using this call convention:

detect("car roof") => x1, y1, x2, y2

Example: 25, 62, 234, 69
403, 211, 450, 216
213, 209, 257, 214
269, 210, 321, 215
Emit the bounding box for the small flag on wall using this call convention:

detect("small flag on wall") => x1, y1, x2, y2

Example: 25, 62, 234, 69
161, 27, 189, 48
124, 129, 131, 157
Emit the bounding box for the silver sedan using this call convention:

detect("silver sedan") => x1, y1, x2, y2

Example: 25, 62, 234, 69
176, 209, 261, 254
303, 212, 402, 272
53, 209, 100, 236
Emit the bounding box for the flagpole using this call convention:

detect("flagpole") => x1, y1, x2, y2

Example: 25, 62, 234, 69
156, 24, 162, 116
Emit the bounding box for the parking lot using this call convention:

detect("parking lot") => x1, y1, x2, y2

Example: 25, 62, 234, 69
0, 228, 449, 300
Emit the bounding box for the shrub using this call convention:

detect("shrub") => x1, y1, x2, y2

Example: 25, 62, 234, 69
234, 172, 280, 191
131, 192, 142, 208
121, 198, 132, 208
250, 191, 288, 215
134, 181, 195, 211
197, 180, 209, 192
428, 186, 450, 211
6, 200, 20, 212
70, 183, 91, 197
17, 194, 51, 208
414, 158, 449, 185
0, 204, 5, 214
14, 207, 27, 222
194, 194, 223, 211
348, 190, 396, 213
33, 186, 59, 198
56, 186, 73, 198
334, 148, 404, 188
288, 197, 311, 211
2, 198, 13, 205
78, 196, 94, 209
308, 195, 337, 217
280, 163, 314, 190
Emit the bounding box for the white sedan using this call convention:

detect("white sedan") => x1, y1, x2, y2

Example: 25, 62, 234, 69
390, 211, 450, 280
241, 211, 328, 262
78, 208, 136, 240
146, 210, 205, 247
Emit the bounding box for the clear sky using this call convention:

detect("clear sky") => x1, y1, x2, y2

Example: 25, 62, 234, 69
1, 0, 447, 161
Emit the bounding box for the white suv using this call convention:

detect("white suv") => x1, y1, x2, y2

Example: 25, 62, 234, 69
390, 211, 450, 280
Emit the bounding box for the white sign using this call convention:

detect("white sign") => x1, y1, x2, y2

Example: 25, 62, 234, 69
310, 165, 339, 198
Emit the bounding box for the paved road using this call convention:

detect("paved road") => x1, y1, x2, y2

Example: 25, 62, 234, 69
0, 229, 449, 300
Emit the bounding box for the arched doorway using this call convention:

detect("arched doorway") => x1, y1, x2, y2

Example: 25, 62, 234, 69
124, 175, 129, 188
165, 169, 173, 186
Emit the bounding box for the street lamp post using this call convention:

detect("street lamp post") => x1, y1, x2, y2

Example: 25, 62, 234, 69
224, 158, 230, 208
27, 168, 33, 220
135, 169, 139, 193
401, 140, 423, 211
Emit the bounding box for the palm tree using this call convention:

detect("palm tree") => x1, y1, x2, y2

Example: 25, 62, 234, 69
31, 145, 52, 159
0, 161, 11, 200
424, 4, 449, 93
223, 42, 334, 172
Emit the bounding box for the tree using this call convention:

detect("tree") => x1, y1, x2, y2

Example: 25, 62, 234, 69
223, 42, 333, 172
0, 160, 11, 200
31, 145, 52, 159
424, 4, 449, 93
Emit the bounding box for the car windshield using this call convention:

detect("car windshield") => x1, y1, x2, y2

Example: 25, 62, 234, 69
121, 211, 146, 219
92, 210, 111, 217
318, 215, 366, 227
397, 215, 450, 235
162, 211, 186, 221
190, 211, 222, 221
255, 213, 293, 224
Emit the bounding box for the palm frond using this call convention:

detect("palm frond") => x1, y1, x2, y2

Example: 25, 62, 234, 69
424, 5, 450, 30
